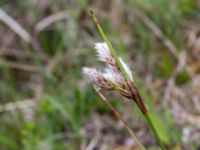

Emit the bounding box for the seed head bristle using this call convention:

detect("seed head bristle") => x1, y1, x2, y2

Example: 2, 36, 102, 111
103, 67, 124, 86
82, 67, 100, 83
82, 67, 113, 90
95, 42, 111, 61
95, 42, 118, 70
118, 57, 133, 81
82, 43, 134, 100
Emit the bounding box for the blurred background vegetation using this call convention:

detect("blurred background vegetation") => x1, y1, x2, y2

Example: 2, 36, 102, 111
0, 0, 200, 149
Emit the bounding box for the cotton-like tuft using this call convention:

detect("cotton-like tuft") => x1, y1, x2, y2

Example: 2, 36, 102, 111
118, 57, 133, 81
103, 67, 124, 86
95, 42, 112, 62
82, 67, 101, 83
82, 67, 115, 90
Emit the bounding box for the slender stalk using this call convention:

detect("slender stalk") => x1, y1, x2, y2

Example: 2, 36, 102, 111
90, 11, 166, 150
93, 86, 146, 150
90, 11, 130, 83
145, 112, 165, 150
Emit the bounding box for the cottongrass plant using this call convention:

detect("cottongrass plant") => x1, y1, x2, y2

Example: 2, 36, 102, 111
82, 43, 146, 150
82, 11, 166, 150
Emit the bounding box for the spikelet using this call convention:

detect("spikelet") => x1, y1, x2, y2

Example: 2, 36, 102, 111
82, 67, 113, 90
103, 67, 124, 87
82, 42, 134, 100
95, 42, 118, 69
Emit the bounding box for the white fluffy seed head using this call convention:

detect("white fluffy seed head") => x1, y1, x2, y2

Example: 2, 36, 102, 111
82, 67, 114, 90
82, 67, 101, 83
118, 57, 133, 81
103, 67, 124, 85
95, 42, 112, 62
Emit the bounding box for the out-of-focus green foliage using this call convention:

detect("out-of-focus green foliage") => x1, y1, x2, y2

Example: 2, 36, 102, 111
0, 0, 199, 149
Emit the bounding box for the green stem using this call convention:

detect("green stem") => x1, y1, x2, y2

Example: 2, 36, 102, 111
145, 112, 165, 150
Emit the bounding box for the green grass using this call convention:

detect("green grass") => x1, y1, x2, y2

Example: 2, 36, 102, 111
0, 0, 199, 149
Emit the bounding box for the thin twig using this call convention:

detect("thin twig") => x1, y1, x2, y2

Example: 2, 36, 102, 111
93, 85, 146, 150
0, 9, 31, 43
35, 11, 69, 32
0, 8, 49, 61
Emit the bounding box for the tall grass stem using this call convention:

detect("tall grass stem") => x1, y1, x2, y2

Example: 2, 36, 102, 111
90, 10, 166, 150
145, 112, 165, 150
